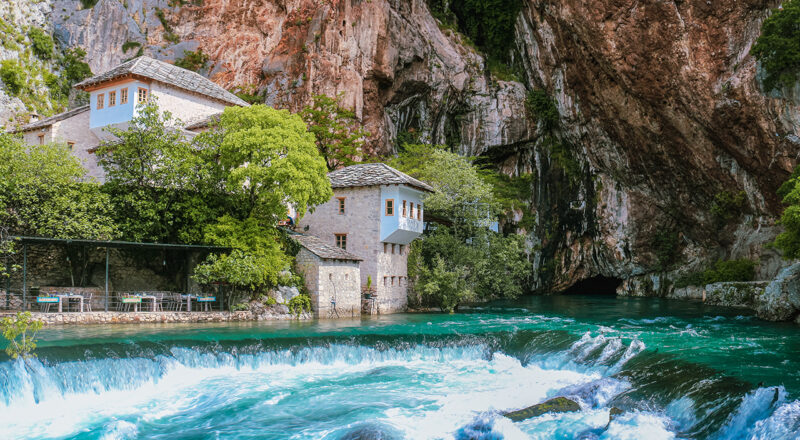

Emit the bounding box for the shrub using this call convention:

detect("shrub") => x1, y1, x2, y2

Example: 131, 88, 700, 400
0, 60, 26, 96
288, 294, 311, 316
28, 27, 54, 60
431, 0, 523, 62
1, 312, 43, 359
122, 41, 141, 53
80, 0, 99, 9
174, 49, 209, 72
653, 229, 680, 271
751, 0, 800, 91
674, 259, 757, 288
525, 90, 560, 131
711, 190, 746, 225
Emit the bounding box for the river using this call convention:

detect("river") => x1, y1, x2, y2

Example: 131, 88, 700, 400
1, 295, 798, 439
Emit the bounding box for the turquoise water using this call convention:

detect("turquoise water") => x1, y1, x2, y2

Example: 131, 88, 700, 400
1, 295, 799, 439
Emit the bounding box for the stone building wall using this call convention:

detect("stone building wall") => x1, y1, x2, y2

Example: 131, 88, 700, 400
298, 186, 412, 314
296, 248, 361, 319
150, 82, 228, 126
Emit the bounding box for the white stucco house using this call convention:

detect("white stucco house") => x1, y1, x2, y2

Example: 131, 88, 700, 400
11, 56, 247, 180
296, 163, 434, 315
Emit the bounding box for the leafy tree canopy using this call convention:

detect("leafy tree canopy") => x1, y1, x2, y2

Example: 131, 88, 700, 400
0, 133, 116, 240
428, 0, 523, 62
751, 0, 800, 91
300, 94, 368, 170
775, 164, 800, 258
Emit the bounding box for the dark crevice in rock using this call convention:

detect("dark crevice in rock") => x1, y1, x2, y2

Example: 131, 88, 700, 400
559, 275, 623, 296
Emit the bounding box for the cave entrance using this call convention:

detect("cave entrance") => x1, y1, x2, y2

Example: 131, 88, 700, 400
560, 276, 623, 296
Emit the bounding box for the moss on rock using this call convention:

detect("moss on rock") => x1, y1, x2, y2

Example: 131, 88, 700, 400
503, 396, 580, 422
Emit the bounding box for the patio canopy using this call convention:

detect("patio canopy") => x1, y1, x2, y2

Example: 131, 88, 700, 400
8, 236, 230, 312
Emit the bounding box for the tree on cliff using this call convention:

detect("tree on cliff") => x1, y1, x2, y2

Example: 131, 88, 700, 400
751, 0, 800, 91
775, 166, 800, 258
301, 94, 368, 170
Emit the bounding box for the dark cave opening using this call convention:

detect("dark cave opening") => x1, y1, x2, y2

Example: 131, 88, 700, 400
560, 276, 623, 296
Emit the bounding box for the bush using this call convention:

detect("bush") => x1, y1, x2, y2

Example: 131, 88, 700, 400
430, 0, 523, 62
674, 259, 757, 288
28, 27, 54, 60
751, 0, 800, 91
288, 294, 311, 316
710, 191, 746, 225
174, 49, 209, 72
525, 90, 559, 131
122, 41, 141, 53
0, 60, 26, 96
1, 312, 43, 359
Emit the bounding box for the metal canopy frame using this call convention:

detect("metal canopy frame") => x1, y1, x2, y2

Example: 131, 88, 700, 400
10, 236, 230, 312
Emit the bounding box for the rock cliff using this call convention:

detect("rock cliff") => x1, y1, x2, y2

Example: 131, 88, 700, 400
2, 0, 798, 297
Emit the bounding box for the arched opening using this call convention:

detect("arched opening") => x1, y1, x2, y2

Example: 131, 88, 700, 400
560, 275, 622, 296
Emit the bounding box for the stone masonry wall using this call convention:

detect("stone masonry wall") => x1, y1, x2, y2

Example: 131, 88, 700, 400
0, 310, 311, 326
298, 186, 411, 314
296, 248, 360, 319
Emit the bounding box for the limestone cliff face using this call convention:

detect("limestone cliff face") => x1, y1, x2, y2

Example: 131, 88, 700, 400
3, 0, 799, 296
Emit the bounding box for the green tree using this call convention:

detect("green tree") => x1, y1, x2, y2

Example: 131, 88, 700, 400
775, 164, 800, 257
204, 104, 333, 219
28, 27, 54, 60
391, 144, 499, 231
300, 94, 368, 170
1, 312, 43, 359
395, 144, 531, 311
429, 0, 523, 62
751, 0, 800, 91
0, 133, 116, 240
97, 101, 223, 243
192, 105, 332, 294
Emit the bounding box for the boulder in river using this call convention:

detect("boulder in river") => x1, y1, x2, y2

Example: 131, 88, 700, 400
756, 263, 800, 321
503, 397, 581, 421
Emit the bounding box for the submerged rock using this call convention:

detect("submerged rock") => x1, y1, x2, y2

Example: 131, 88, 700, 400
338, 423, 402, 440
756, 263, 800, 322
503, 397, 581, 422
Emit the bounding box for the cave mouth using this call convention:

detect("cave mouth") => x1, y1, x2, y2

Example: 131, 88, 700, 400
560, 275, 623, 296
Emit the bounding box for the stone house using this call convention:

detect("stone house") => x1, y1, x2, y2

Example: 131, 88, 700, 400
293, 234, 362, 319
297, 163, 434, 314
11, 56, 247, 179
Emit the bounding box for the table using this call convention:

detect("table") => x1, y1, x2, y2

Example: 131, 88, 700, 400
181, 294, 216, 312
140, 295, 158, 312
57, 294, 84, 313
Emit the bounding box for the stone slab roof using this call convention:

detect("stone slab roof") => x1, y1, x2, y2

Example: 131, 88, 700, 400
292, 234, 363, 261
11, 105, 90, 133
74, 56, 248, 107
185, 112, 222, 131
327, 163, 434, 192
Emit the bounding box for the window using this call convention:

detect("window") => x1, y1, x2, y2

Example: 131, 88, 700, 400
391, 276, 395, 286
418, 204, 422, 220
391, 244, 395, 254
108, 91, 116, 107
402, 200, 407, 217
410, 202, 414, 219
137, 87, 148, 103
121, 88, 128, 104
385, 199, 394, 216
335, 234, 347, 250
383, 243, 388, 253
337, 197, 346, 214
37, 134, 44, 145
96, 93, 104, 109
399, 245, 405, 255
67, 142, 75, 151
383, 277, 388, 286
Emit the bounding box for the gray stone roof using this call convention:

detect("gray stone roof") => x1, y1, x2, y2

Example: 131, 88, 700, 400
327, 163, 434, 192
184, 112, 222, 131
74, 56, 248, 107
292, 234, 363, 261
12, 105, 90, 133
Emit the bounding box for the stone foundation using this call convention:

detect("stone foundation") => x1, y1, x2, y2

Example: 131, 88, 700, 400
1, 310, 311, 326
